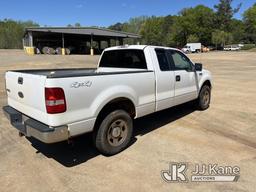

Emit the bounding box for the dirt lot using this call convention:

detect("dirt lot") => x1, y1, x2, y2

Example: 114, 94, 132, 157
0, 50, 255, 192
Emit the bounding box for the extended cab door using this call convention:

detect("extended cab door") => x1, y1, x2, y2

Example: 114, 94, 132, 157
153, 48, 175, 111
166, 50, 198, 105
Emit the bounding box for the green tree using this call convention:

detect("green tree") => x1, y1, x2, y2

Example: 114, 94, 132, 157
108, 22, 124, 31
140, 16, 165, 45
160, 15, 177, 46
212, 30, 233, 48
109, 16, 148, 44
214, 0, 242, 31
243, 3, 256, 43
230, 19, 245, 43
170, 5, 215, 46
187, 34, 199, 43
0, 19, 39, 49
123, 16, 148, 34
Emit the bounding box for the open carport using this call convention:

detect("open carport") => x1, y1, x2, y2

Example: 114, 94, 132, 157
23, 27, 140, 55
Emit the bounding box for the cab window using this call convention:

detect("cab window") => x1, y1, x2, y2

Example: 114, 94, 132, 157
99, 49, 147, 69
155, 49, 171, 71
168, 51, 193, 71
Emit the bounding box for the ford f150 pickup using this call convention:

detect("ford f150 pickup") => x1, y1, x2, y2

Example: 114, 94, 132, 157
3, 45, 212, 155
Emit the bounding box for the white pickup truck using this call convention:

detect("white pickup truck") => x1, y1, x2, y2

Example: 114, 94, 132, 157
3, 45, 212, 155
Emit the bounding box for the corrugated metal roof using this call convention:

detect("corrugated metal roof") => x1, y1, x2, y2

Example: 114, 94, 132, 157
25, 27, 140, 38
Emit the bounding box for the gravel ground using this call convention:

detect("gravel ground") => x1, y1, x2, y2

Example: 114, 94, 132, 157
0, 50, 255, 192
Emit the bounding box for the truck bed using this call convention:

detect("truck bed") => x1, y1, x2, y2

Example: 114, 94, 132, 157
12, 68, 152, 78
5, 67, 155, 129
12, 68, 97, 78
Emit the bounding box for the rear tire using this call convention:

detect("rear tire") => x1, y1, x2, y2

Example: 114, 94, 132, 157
94, 110, 133, 156
197, 85, 211, 110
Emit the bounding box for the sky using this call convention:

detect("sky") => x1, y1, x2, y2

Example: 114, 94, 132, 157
0, 0, 255, 27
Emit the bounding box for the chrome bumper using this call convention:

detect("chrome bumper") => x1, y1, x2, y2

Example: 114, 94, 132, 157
3, 106, 69, 143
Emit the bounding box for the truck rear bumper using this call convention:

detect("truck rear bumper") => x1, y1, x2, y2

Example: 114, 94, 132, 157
2, 106, 69, 144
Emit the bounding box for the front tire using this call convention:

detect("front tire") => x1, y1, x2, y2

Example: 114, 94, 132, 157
197, 85, 211, 110
94, 110, 133, 156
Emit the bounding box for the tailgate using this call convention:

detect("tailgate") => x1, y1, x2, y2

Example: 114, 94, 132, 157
5, 71, 48, 124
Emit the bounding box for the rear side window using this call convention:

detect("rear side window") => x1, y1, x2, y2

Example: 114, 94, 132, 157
155, 49, 171, 71
99, 50, 147, 69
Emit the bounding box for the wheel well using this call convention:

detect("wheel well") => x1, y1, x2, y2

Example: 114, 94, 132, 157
202, 80, 212, 89
94, 98, 136, 130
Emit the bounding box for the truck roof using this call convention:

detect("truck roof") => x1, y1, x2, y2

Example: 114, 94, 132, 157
105, 45, 179, 51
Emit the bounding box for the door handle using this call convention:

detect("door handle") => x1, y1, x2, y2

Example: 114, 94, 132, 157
18, 77, 23, 84
176, 75, 181, 82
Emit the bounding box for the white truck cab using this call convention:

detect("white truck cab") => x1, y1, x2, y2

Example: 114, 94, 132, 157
3, 45, 212, 155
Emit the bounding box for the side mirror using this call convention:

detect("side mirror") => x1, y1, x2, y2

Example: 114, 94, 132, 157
195, 63, 203, 71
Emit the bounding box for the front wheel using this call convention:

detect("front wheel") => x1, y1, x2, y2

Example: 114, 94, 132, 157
94, 110, 133, 156
197, 85, 211, 110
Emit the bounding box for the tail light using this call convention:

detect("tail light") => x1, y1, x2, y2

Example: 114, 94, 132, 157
45, 88, 66, 114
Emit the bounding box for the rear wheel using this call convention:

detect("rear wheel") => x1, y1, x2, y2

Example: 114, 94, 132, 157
197, 85, 211, 110
94, 110, 133, 156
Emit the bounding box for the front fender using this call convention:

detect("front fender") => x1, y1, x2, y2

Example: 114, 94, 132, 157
198, 69, 213, 91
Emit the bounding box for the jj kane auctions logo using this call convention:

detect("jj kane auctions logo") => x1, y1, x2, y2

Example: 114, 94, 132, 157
161, 163, 240, 183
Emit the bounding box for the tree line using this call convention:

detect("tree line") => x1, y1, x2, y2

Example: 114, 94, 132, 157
0, 19, 39, 49
109, 0, 256, 48
0, 0, 255, 49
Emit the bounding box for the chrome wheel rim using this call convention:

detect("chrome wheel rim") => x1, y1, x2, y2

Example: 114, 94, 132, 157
107, 119, 128, 147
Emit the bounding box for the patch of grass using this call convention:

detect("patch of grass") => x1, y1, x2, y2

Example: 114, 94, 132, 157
241, 44, 256, 50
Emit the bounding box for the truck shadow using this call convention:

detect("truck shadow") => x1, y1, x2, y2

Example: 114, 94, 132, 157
28, 102, 196, 167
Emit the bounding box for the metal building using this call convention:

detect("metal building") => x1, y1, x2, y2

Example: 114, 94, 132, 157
23, 27, 140, 55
